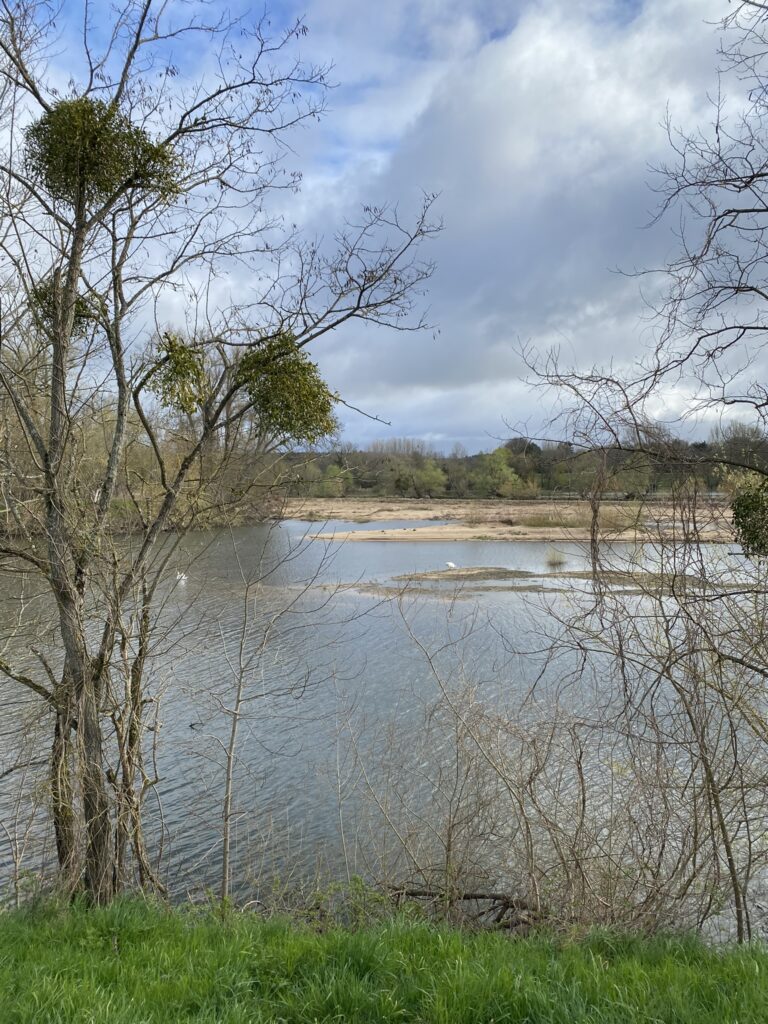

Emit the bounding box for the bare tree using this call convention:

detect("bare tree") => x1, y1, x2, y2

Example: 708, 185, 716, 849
210, 527, 347, 903
514, 253, 768, 943
0, 0, 438, 903
507, 6, 768, 938
345, 565, 768, 939
526, 4, 768, 487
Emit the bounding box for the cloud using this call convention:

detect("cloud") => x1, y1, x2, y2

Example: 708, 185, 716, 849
40, 0, 735, 452
278, 0, 730, 449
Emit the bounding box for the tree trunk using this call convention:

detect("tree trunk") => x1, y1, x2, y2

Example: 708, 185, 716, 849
112, 605, 165, 896
79, 677, 113, 904
51, 706, 77, 888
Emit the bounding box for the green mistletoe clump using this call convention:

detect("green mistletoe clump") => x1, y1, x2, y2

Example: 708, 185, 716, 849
235, 333, 338, 446
25, 97, 179, 208
29, 277, 96, 339
149, 333, 208, 416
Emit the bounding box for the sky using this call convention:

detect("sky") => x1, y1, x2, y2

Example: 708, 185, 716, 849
37, 0, 735, 452
254, 0, 730, 451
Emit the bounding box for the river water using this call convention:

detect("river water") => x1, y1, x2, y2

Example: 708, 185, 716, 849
150, 519, 596, 897
1, 519, 760, 924
0, 520, 599, 896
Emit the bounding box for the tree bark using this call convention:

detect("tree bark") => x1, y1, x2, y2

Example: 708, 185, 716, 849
50, 706, 77, 887
78, 676, 113, 904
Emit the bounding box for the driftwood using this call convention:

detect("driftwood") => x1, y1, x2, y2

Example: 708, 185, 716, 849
389, 886, 542, 932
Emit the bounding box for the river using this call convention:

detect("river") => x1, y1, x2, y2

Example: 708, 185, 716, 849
149, 518, 597, 897
1, 519, 763, 939
0, 520, 599, 898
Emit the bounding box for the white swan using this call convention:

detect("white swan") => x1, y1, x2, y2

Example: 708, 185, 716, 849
445, 561, 457, 569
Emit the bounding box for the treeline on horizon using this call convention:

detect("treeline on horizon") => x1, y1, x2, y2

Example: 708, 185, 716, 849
5, 408, 765, 537
288, 423, 768, 500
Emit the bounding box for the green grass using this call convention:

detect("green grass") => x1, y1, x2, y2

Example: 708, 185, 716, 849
0, 900, 766, 1023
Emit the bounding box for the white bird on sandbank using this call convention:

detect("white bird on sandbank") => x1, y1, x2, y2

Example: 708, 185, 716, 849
445, 561, 457, 569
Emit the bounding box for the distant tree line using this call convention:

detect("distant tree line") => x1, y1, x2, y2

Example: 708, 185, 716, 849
287, 422, 768, 500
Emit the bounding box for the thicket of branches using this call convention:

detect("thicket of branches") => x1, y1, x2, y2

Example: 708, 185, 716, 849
0, 0, 437, 904
339, 540, 768, 941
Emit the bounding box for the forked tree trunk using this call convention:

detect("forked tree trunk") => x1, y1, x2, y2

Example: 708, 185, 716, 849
112, 603, 165, 895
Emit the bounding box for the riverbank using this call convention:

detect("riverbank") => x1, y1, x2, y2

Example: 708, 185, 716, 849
283, 497, 734, 543
2, 899, 766, 1023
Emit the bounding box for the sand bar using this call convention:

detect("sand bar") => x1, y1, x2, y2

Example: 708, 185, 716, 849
283, 497, 734, 544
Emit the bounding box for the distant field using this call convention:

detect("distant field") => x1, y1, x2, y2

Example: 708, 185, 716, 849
1, 900, 766, 1023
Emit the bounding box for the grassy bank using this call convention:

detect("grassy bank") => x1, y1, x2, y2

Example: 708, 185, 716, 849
1, 901, 766, 1022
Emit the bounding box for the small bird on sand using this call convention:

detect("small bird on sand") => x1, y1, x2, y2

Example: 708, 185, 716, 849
445, 561, 457, 569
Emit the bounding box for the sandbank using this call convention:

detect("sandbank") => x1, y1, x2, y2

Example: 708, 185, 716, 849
282, 497, 733, 544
